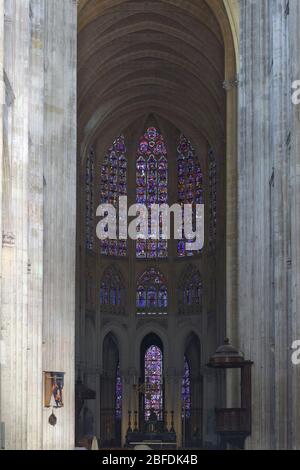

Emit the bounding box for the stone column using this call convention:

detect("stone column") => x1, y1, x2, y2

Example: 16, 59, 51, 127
288, 0, 300, 451
238, 0, 300, 450
42, 0, 77, 450
0, 0, 4, 450
238, 0, 273, 450
0, 0, 77, 450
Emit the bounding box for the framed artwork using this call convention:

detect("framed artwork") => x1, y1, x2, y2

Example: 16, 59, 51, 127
44, 372, 65, 408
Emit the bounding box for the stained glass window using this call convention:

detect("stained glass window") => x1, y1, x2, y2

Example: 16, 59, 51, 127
179, 267, 202, 315
177, 135, 203, 257
136, 127, 168, 259
100, 135, 127, 257
115, 363, 122, 419
144, 345, 163, 421
85, 147, 95, 250
100, 266, 125, 314
182, 356, 191, 418
136, 268, 168, 314
209, 149, 217, 253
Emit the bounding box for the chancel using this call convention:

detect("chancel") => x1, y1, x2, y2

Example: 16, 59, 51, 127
0, 0, 300, 451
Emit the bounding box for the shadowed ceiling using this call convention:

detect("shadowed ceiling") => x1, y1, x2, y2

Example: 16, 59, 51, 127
78, 0, 233, 153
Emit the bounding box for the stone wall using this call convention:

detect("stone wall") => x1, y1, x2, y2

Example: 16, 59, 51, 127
238, 0, 300, 450
0, 0, 77, 450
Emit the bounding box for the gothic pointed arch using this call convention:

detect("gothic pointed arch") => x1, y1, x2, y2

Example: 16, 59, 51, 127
178, 266, 203, 315
99, 134, 127, 257
100, 332, 122, 447
136, 268, 168, 315
177, 134, 204, 257
136, 126, 168, 259
100, 265, 126, 315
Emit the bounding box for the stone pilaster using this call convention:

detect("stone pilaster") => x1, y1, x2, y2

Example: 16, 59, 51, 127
0, 0, 77, 450
239, 0, 274, 450
42, 0, 77, 450
239, 0, 300, 450
288, 0, 300, 451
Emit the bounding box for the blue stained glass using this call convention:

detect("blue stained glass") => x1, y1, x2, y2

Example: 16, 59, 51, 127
144, 346, 163, 421
182, 357, 191, 418
136, 128, 168, 258
85, 147, 95, 250
136, 268, 167, 311
158, 287, 168, 308
209, 149, 217, 253
177, 135, 203, 257
179, 268, 202, 315
110, 287, 117, 306
115, 363, 122, 419
100, 267, 124, 311
100, 135, 127, 257
137, 287, 146, 308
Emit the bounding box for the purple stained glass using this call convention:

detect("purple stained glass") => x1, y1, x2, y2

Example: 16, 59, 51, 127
182, 357, 191, 418
209, 149, 217, 253
100, 135, 127, 257
144, 346, 163, 421
85, 147, 95, 250
136, 268, 167, 310
100, 267, 124, 308
136, 128, 168, 258
115, 363, 122, 419
180, 269, 202, 314
177, 135, 203, 257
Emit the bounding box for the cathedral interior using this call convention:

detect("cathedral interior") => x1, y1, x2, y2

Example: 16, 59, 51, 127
76, 0, 230, 449
1, 0, 300, 451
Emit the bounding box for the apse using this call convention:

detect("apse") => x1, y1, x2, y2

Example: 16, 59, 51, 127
76, 0, 235, 449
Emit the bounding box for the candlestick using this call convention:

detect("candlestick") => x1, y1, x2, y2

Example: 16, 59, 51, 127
170, 410, 175, 433
134, 410, 138, 432
127, 410, 132, 434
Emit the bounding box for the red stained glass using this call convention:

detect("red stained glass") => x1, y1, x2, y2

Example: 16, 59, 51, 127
100, 135, 127, 257
136, 268, 167, 311
182, 357, 191, 418
144, 346, 163, 421
136, 128, 168, 258
177, 135, 203, 257
85, 147, 95, 250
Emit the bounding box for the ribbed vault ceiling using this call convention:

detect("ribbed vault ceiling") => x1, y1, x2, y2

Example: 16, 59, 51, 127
78, 0, 228, 153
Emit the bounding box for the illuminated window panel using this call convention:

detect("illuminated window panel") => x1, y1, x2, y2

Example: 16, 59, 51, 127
100, 135, 127, 257
85, 147, 95, 251
100, 266, 125, 314
144, 345, 163, 421
136, 268, 168, 315
209, 149, 217, 253
136, 128, 168, 259
177, 135, 203, 257
115, 363, 122, 419
182, 357, 191, 418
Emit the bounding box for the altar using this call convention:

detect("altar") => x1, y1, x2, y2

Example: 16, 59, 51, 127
125, 411, 177, 449
125, 432, 177, 450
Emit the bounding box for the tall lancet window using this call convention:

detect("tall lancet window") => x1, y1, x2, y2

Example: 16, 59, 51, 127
136, 127, 168, 259
115, 363, 122, 419
208, 149, 217, 253
182, 357, 191, 418
144, 345, 163, 421
100, 266, 125, 314
100, 135, 127, 257
85, 147, 95, 250
178, 266, 203, 315
177, 135, 203, 257
136, 268, 168, 315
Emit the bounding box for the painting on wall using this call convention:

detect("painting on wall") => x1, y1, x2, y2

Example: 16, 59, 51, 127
44, 372, 65, 408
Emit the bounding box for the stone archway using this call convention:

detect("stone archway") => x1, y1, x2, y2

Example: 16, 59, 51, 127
76, 0, 239, 450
